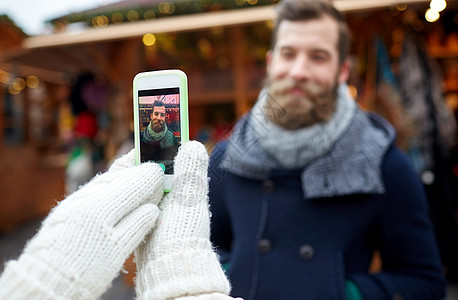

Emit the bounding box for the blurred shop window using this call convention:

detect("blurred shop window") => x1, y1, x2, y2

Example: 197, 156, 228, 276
2, 90, 24, 145
65, 73, 109, 194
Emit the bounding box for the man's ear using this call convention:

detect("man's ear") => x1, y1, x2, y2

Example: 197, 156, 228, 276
338, 58, 351, 84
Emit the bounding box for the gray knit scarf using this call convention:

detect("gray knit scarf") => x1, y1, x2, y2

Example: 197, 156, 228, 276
251, 83, 356, 169
143, 122, 167, 143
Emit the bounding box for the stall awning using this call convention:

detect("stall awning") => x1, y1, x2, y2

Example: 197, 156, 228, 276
23, 0, 429, 49
0, 0, 429, 81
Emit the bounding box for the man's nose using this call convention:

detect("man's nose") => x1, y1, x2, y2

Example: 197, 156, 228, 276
289, 55, 311, 81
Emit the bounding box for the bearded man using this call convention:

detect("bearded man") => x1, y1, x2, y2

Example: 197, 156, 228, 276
208, 0, 446, 299
141, 100, 178, 148
140, 100, 179, 170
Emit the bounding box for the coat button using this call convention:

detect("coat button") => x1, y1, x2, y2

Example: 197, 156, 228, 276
299, 245, 315, 261
258, 239, 272, 254
263, 180, 275, 194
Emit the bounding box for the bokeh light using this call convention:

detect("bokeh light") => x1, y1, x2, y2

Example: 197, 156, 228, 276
92, 15, 109, 27
0, 69, 11, 84
127, 10, 139, 22
12, 81, 23, 91
396, 4, 408, 12
142, 33, 157, 46
158, 2, 176, 14
144, 10, 156, 20
26, 76, 39, 88
425, 8, 440, 22
430, 0, 447, 12
15, 78, 26, 90
8, 85, 20, 95
111, 12, 124, 24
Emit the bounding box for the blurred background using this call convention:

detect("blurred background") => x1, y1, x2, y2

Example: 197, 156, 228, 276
0, 0, 457, 298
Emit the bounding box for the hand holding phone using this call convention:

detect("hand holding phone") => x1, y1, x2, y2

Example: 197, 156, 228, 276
133, 70, 189, 192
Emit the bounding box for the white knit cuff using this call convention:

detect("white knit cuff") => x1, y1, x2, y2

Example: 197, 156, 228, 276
137, 249, 230, 300
0, 254, 96, 300
0, 259, 65, 300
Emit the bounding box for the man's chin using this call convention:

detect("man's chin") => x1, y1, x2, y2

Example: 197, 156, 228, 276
153, 126, 164, 133
270, 111, 315, 130
285, 99, 311, 110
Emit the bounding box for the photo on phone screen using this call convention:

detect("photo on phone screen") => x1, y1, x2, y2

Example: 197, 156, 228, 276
138, 87, 181, 174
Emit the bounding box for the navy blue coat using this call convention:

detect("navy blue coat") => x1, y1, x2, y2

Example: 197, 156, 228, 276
208, 112, 446, 300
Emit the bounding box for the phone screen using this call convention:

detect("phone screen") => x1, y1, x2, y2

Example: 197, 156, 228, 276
138, 87, 181, 174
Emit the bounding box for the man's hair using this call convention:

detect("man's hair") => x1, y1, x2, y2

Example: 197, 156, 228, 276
151, 100, 165, 112
271, 0, 351, 65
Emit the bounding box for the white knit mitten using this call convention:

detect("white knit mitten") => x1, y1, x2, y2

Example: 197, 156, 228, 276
0, 150, 164, 300
135, 141, 231, 300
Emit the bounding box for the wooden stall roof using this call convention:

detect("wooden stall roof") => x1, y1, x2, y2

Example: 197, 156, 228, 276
24, 0, 430, 48
0, 0, 430, 81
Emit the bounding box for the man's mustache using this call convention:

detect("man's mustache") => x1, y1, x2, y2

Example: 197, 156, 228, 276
266, 77, 323, 98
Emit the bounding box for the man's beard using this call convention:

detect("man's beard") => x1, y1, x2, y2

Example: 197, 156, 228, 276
263, 77, 339, 130
152, 120, 165, 133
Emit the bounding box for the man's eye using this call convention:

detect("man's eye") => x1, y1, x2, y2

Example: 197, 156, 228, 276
311, 54, 328, 62
281, 51, 295, 59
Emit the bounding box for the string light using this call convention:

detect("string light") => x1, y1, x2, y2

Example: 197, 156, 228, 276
111, 12, 124, 24
426, 0, 447, 22
430, 0, 447, 12
142, 33, 157, 46
8, 85, 20, 95
51, 0, 278, 29
0, 69, 12, 84
395, 4, 408, 12
144, 10, 156, 20
158, 2, 175, 14
15, 78, 26, 90
4, 76, 40, 95
92, 15, 109, 27
425, 8, 440, 22
127, 10, 139, 22
26, 76, 39, 88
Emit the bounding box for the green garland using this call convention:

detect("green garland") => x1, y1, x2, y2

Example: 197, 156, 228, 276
49, 0, 279, 29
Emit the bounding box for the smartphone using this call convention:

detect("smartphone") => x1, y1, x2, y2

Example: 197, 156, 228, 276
133, 69, 189, 192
